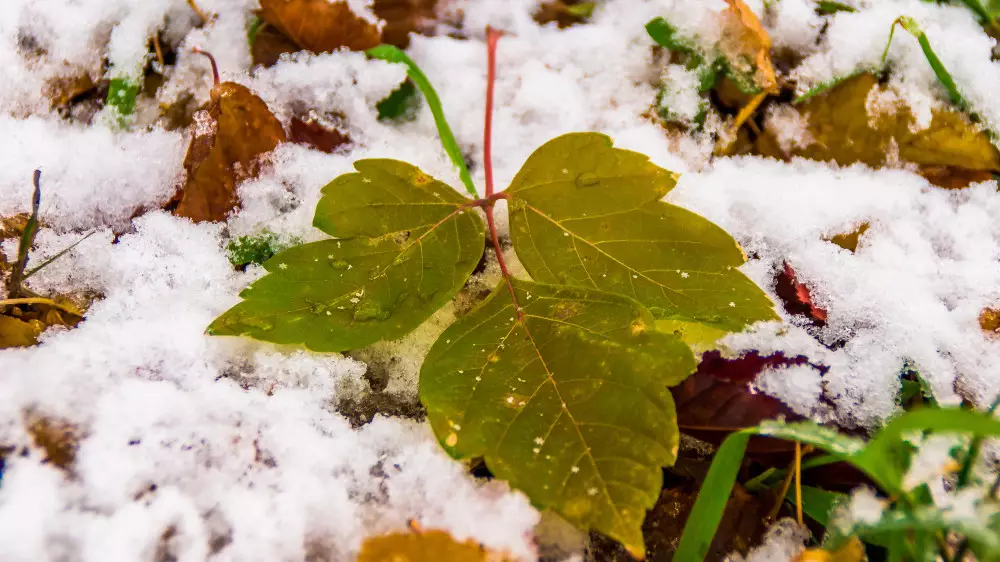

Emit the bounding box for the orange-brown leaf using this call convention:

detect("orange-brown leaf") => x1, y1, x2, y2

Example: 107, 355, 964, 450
720, 0, 778, 94
172, 82, 286, 223
980, 307, 1000, 335
258, 0, 382, 54
357, 528, 510, 562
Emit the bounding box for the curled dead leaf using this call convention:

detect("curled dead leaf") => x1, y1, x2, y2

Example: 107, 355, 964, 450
258, 0, 382, 54
980, 307, 1000, 336
170, 52, 286, 223
720, 0, 778, 94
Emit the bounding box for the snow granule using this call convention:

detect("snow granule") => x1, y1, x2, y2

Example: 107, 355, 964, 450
727, 518, 809, 562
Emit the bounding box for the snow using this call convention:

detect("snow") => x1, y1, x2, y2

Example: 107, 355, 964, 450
3, 0, 1000, 559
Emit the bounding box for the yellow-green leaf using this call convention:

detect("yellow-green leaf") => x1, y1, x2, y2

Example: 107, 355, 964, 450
208, 160, 484, 351
506, 133, 777, 336
419, 279, 694, 557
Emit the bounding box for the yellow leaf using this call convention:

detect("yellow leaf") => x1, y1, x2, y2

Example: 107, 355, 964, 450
793, 537, 865, 562
0, 314, 42, 348
758, 73, 1000, 186
357, 528, 512, 562
826, 223, 870, 253
720, 0, 778, 94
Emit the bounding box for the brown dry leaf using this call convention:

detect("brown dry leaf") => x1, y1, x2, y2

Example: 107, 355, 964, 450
25, 413, 80, 472
757, 73, 1000, 186
44, 73, 97, 108
357, 528, 510, 562
258, 0, 382, 54
719, 0, 778, 94
251, 23, 300, 67
373, 0, 439, 47
171, 79, 286, 223
826, 223, 869, 253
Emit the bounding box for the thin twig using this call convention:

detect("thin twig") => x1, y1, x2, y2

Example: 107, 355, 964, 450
152, 33, 165, 70
795, 441, 804, 525
186, 0, 209, 24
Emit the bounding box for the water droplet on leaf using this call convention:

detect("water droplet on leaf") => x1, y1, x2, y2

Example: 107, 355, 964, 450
574, 171, 600, 188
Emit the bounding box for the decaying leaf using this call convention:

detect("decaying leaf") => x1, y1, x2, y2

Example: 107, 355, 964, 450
420, 279, 695, 558
25, 413, 79, 472
980, 307, 1000, 336
719, 0, 778, 94
171, 52, 286, 223
775, 262, 828, 326
506, 133, 777, 340
258, 0, 381, 54
826, 223, 869, 253
673, 350, 814, 454
209, 160, 485, 351
357, 527, 509, 562
758, 73, 1000, 187
534, 1, 596, 28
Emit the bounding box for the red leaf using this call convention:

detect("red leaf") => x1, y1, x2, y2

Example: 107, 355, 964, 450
775, 261, 827, 325
672, 350, 828, 454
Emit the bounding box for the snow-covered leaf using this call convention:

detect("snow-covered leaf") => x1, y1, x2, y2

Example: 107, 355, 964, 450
719, 0, 778, 94
209, 160, 484, 351
171, 78, 286, 223
506, 133, 777, 337
420, 279, 694, 558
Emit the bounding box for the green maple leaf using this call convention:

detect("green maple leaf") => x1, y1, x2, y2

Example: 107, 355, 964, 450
506, 133, 777, 343
419, 279, 694, 557
207, 160, 484, 351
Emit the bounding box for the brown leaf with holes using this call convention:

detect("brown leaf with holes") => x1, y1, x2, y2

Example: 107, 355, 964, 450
171, 81, 286, 223
757, 73, 1000, 187
720, 0, 778, 94
258, 0, 382, 54
357, 528, 511, 562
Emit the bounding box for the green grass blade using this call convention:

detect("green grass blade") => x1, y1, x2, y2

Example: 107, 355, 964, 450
21, 231, 96, 282
785, 485, 846, 528
645, 17, 699, 56
673, 431, 751, 561
815, 1, 857, 14
8, 170, 42, 297
882, 17, 969, 111
855, 407, 1000, 493
366, 45, 477, 197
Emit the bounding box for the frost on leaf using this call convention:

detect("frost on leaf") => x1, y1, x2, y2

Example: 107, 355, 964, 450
419, 279, 695, 557
208, 160, 485, 352
257, 0, 381, 54
357, 527, 511, 562
171, 81, 286, 223
506, 133, 777, 341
